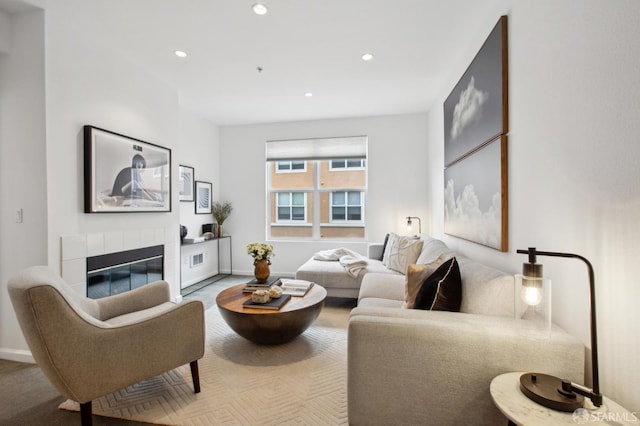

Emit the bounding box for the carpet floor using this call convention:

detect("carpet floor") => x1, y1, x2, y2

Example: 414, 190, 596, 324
59, 296, 352, 425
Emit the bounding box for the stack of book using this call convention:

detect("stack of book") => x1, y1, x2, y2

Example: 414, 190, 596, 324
242, 276, 282, 293
280, 279, 314, 297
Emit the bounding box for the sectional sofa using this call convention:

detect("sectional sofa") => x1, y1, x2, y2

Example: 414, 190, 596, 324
345, 234, 585, 425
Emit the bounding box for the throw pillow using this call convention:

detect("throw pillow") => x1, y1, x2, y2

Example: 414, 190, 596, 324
378, 233, 390, 261
402, 253, 447, 309
413, 257, 462, 312
383, 233, 424, 274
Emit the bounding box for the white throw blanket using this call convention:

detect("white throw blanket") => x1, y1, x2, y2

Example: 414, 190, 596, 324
313, 248, 368, 278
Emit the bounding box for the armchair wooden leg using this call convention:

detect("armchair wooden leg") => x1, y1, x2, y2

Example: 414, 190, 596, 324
190, 360, 201, 393
80, 401, 92, 426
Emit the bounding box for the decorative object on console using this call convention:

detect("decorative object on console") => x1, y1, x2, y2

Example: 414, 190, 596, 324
247, 242, 275, 283
516, 247, 602, 411
406, 216, 422, 234
179, 165, 194, 201
195, 181, 212, 214
212, 201, 233, 236
84, 125, 171, 213
180, 225, 187, 243
443, 15, 509, 252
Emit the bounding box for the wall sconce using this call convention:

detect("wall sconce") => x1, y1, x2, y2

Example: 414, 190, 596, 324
406, 216, 421, 234
516, 247, 602, 411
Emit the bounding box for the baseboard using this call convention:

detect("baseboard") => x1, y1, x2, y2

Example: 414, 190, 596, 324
0, 347, 35, 364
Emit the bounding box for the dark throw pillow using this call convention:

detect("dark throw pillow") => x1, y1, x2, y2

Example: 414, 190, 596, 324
413, 257, 462, 312
378, 233, 390, 261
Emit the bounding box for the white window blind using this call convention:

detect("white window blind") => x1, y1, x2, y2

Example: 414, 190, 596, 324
266, 136, 367, 161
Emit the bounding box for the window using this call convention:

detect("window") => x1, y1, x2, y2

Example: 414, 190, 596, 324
276, 161, 306, 172
266, 136, 368, 240
330, 159, 366, 170
331, 191, 363, 221
276, 192, 306, 221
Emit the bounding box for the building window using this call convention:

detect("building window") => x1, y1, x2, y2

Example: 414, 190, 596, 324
330, 159, 366, 170
276, 161, 306, 172
331, 191, 363, 221
266, 136, 368, 240
276, 192, 306, 221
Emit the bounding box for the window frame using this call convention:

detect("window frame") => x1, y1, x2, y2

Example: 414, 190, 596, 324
275, 191, 307, 223
276, 160, 307, 173
329, 190, 365, 223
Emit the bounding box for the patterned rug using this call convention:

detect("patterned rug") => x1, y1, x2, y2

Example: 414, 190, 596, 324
60, 302, 350, 425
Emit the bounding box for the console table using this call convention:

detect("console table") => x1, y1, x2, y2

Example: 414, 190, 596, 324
180, 236, 232, 293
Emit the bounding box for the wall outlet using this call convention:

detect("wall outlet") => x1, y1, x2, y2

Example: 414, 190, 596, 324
15, 208, 23, 223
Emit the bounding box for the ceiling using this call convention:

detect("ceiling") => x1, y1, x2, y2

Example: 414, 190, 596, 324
1, 0, 502, 126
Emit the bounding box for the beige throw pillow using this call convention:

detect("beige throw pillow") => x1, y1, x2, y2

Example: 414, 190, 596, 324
403, 254, 447, 308
383, 233, 424, 274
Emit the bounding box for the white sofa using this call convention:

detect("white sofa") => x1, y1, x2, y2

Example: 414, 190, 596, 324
347, 235, 585, 425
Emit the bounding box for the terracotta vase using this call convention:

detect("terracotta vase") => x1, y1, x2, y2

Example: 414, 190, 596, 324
253, 259, 271, 283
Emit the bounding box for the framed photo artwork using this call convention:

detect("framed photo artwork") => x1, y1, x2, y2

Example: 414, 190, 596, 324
179, 165, 195, 202
444, 135, 508, 251
195, 181, 212, 214
443, 15, 508, 167
84, 125, 171, 213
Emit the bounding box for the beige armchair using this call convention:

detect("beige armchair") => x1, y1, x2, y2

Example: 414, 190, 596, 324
8, 265, 205, 426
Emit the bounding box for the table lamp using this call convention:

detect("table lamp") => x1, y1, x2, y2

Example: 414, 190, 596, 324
406, 216, 421, 234
516, 247, 603, 411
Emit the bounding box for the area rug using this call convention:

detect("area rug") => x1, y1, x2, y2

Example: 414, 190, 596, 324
60, 302, 350, 425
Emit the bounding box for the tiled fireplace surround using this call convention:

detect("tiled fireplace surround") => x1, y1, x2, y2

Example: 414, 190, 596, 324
60, 227, 177, 298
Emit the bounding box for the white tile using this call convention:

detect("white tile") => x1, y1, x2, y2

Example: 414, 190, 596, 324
123, 230, 141, 250
62, 258, 86, 286
154, 228, 165, 245
140, 229, 155, 248
61, 234, 87, 261
104, 231, 124, 254
69, 282, 87, 297
86, 233, 105, 257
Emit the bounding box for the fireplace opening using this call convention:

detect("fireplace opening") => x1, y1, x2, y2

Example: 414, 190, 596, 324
87, 245, 164, 299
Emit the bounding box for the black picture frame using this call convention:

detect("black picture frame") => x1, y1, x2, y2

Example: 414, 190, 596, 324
195, 181, 212, 214
84, 125, 171, 213
179, 165, 195, 202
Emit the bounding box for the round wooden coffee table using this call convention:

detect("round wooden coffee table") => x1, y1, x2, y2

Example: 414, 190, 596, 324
216, 282, 327, 345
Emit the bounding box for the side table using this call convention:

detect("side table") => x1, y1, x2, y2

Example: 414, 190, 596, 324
490, 372, 636, 425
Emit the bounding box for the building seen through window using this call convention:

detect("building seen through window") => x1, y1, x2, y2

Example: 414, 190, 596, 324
266, 136, 367, 240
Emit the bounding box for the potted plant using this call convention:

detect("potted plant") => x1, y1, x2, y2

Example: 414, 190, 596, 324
212, 201, 232, 236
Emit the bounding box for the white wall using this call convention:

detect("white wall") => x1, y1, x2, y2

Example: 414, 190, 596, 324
0, 9, 46, 362
426, 0, 640, 411
0, 3, 218, 362
219, 113, 429, 276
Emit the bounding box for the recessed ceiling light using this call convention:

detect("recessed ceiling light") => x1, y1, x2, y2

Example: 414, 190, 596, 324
361, 53, 374, 61
252, 3, 268, 15
304, 92, 313, 97
174, 50, 188, 58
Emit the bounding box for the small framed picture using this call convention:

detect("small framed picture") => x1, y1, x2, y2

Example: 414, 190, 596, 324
179, 165, 195, 201
195, 181, 212, 214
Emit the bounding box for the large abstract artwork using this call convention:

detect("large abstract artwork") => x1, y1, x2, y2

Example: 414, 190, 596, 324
84, 126, 171, 213
443, 16, 508, 251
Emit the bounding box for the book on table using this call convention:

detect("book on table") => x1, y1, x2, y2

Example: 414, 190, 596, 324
280, 279, 314, 297
242, 294, 292, 310
242, 276, 282, 293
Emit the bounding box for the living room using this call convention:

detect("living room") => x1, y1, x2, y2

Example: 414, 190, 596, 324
1, 0, 638, 422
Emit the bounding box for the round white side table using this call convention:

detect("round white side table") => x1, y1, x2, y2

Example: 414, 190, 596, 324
490, 372, 636, 425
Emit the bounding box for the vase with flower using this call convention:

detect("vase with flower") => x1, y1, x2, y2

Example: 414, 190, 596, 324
246, 242, 275, 283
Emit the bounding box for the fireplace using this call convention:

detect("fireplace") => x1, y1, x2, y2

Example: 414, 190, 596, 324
86, 245, 164, 299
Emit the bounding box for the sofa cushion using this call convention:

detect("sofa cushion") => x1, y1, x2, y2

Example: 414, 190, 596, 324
457, 256, 515, 317
358, 272, 405, 303
382, 233, 424, 274
413, 257, 462, 312
416, 235, 454, 264
403, 254, 447, 309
